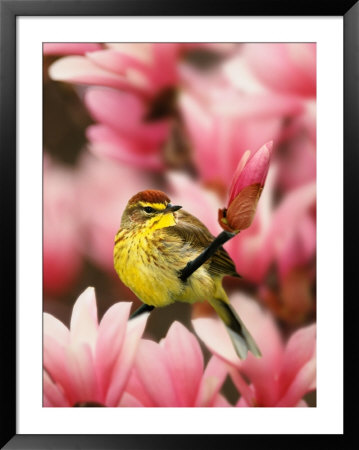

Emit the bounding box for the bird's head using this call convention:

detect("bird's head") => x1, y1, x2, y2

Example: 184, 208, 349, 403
121, 190, 182, 231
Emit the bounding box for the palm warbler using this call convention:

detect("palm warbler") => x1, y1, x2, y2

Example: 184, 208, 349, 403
114, 189, 261, 359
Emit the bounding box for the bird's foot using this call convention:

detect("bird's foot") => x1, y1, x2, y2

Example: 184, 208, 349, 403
130, 303, 155, 319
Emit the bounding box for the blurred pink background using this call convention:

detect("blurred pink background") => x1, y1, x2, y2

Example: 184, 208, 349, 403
43, 43, 316, 407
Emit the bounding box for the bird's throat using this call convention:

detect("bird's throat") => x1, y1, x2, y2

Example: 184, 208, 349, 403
147, 212, 177, 231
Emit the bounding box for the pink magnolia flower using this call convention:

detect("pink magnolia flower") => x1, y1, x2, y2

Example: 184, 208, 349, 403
84, 87, 170, 169
48, 43, 229, 100
48, 44, 180, 171
43, 156, 83, 296
218, 141, 273, 232
242, 43, 316, 98
179, 86, 302, 186
43, 287, 149, 407
122, 321, 230, 407
48, 43, 173, 98
221, 48, 316, 191
47, 43, 236, 170
48, 43, 235, 97
192, 294, 316, 407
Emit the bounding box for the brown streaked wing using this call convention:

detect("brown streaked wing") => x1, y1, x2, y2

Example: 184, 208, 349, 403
209, 246, 240, 278
167, 209, 240, 278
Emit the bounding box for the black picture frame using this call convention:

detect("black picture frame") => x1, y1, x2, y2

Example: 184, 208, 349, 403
1, 0, 357, 448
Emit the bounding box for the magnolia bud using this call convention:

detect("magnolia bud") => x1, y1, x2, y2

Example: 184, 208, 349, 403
218, 141, 273, 232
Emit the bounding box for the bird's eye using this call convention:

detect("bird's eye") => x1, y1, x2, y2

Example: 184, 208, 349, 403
143, 206, 155, 213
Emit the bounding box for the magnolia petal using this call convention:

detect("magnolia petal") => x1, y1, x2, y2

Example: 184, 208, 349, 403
89, 142, 164, 171
87, 49, 153, 94
229, 296, 285, 406
65, 342, 99, 405
228, 150, 251, 204
87, 125, 165, 170
163, 322, 204, 406
87, 124, 158, 154
87, 49, 150, 78
43, 322, 75, 404
95, 302, 132, 398
43, 371, 70, 407
193, 314, 238, 365
229, 369, 257, 407
223, 165, 276, 283
49, 56, 132, 90
228, 141, 273, 205
225, 183, 262, 231
118, 392, 144, 407
244, 43, 316, 97
179, 93, 221, 181
195, 356, 228, 407
239, 141, 273, 190
105, 43, 152, 63
122, 368, 154, 407
105, 313, 149, 406
150, 43, 179, 88
43, 335, 67, 383
236, 396, 250, 407
43, 312, 70, 346
275, 357, 316, 407
229, 123, 277, 181
212, 394, 232, 407
216, 95, 303, 121
231, 296, 284, 369
180, 81, 281, 184
85, 88, 169, 144
85, 88, 146, 133
278, 324, 316, 395
132, 339, 179, 406
70, 287, 98, 352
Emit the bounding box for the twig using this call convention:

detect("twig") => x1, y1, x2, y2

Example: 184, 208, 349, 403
179, 230, 237, 282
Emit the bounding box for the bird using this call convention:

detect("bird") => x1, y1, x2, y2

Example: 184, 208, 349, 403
114, 189, 261, 360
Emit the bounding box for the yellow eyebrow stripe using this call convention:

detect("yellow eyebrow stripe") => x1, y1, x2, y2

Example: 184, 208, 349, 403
138, 201, 167, 210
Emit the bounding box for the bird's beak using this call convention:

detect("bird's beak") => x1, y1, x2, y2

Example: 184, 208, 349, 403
163, 204, 182, 213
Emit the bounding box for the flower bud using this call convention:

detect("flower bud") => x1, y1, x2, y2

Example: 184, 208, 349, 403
218, 141, 273, 232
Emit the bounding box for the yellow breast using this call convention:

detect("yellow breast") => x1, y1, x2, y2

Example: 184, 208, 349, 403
114, 216, 216, 307
114, 209, 184, 306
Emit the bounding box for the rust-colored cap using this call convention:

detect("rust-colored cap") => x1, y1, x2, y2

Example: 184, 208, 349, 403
128, 189, 171, 205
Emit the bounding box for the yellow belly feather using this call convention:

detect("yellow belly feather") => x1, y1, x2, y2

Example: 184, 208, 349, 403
114, 214, 217, 307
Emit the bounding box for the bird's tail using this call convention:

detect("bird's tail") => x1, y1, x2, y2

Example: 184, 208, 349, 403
209, 296, 261, 360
